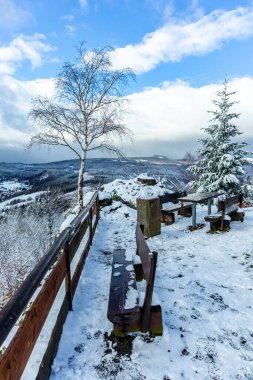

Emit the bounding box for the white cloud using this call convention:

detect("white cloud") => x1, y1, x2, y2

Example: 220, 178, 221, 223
124, 77, 253, 156
1, 75, 253, 161
0, 0, 33, 29
0, 34, 55, 75
111, 6, 253, 74
61, 14, 75, 21
79, 0, 88, 9
0, 75, 55, 150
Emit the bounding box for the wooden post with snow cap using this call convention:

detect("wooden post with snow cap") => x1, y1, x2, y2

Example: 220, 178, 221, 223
137, 197, 161, 238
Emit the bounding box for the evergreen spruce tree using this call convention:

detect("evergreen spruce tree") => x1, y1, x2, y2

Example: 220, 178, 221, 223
189, 79, 250, 195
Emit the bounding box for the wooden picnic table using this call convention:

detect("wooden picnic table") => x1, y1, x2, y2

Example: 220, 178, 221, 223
177, 192, 222, 228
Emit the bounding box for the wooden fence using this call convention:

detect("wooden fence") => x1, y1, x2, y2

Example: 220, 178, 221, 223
0, 191, 99, 380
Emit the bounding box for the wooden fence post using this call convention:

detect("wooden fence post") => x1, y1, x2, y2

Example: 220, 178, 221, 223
64, 242, 73, 311
89, 208, 93, 245
96, 195, 100, 221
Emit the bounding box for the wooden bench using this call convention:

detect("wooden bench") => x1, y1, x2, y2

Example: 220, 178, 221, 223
204, 193, 244, 231
107, 223, 163, 337
160, 192, 192, 224
161, 203, 193, 224
160, 191, 193, 225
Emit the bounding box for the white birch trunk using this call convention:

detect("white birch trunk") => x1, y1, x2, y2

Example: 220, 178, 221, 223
78, 151, 86, 211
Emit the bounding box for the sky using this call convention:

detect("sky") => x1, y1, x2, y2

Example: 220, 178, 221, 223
1, 0, 253, 163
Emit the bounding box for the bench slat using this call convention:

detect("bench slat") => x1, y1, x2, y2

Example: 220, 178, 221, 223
204, 215, 221, 222
107, 249, 140, 325
162, 202, 193, 213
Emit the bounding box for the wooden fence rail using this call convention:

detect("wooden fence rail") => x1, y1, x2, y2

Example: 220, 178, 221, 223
0, 191, 99, 380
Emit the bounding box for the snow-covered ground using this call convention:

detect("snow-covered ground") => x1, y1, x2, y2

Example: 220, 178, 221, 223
0, 180, 30, 192
0, 191, 44, 211
50, 198, 253, 380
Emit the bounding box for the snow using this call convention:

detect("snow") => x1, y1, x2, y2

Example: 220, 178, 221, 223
0, 191, 44, 211
98, 191, 112, 201
244, 157, 253, 164
125, 249, 134, 262
59, 191, 96, 233
114, 263, 123, 268
133, 255, 141, 265
48, 199, 253, 380
124, 287, 139, 310
101, 175, 172, 206
0, 180, 30, 192
59, 213, 77, 233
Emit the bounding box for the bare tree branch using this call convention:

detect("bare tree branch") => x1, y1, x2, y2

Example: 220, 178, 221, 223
28, 43, 135, 210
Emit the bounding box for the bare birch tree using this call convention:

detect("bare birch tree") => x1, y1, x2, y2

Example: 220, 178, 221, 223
28, 44, 134, 210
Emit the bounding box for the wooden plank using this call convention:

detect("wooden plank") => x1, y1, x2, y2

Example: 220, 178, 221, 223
89, 209, 93, 245
141, 252, 157, 332
0, 252, 67, 380
178, 192, 221, 203
136, 223, 152, 281
64, 244, 73, 311
36, 294, 69, 380
162, 203, 192, 213
107, 249, 140, 324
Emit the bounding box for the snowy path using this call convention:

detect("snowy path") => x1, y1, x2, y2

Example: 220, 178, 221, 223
50, 202, 253, 380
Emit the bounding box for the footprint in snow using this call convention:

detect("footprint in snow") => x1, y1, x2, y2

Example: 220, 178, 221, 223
194, 336, 223, 380
207, 293, 229, 313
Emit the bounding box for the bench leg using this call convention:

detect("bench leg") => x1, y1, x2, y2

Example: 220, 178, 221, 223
178, 207, 192, 217
229, 211, 245, 222
112, 309, 163, 337
113, 324, 126, 338
134, 263, 144, 281
149, 305, 163, 337
210, 220, 220, 232
192, 204, 196, 228
160, 212, 175, 225
210, 219, 230, 232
